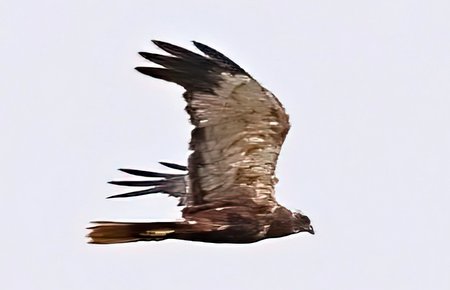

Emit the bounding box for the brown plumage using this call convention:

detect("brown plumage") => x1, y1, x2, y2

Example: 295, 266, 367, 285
88, 41, 314, 244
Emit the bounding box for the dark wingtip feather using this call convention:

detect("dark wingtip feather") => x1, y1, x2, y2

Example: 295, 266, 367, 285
118, 168, 182, 178
108, 180, 166, 187
191, 40, 205, 48
151, 40, 202, 59
192, 41, 217, 55
138, 52, 164, 62
138, 51, 149, 58
107, 189, 149, 199
159, 162, 188, 171
151, 39, 166, 47
135, 67, 182, 85
135, 66, 146, 73
151, 40, 183, 52
192, 41, 248, 75
135, 66, 157, 75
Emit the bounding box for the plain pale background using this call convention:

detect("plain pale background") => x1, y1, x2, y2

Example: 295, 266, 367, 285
1, 1, 449, 289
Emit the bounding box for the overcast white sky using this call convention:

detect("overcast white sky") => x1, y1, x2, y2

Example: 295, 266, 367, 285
1, 1, 449, 289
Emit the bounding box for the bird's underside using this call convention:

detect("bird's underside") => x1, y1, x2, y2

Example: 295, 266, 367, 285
88, 41, 314, 244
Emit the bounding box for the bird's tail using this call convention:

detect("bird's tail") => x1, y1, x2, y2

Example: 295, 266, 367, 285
87, 221, 194, 244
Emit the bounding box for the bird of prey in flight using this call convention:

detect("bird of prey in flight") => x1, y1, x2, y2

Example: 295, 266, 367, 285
88, 40, 314, 244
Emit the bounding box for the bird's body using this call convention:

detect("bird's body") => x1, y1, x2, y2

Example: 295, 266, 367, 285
88, 41, 314, 244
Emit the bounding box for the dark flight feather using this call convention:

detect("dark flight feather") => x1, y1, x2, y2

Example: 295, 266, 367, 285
192, 41, 248, 75
118, 168, 182, 178
108, 180, 167, 187
159, 162, 188, 171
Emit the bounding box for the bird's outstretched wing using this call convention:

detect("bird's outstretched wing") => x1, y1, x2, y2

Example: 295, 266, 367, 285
137, 41, 290, 208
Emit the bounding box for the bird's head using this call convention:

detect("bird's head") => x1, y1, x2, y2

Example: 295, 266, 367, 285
292, 211, 314, 235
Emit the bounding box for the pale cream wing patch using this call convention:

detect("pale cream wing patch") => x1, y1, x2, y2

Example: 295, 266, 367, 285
186, 73, 290, 207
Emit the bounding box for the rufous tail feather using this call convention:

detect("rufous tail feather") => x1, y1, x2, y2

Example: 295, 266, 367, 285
87, 221, 189, 244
